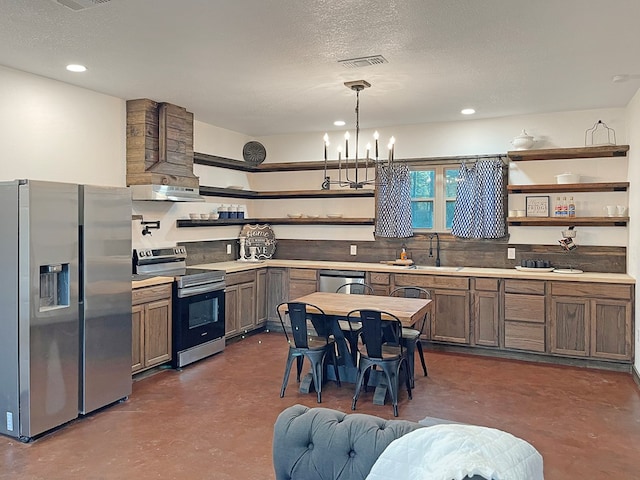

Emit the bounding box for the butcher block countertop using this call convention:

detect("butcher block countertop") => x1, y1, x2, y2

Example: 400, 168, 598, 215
131, 276, 174, 289
191, 260, 635, 284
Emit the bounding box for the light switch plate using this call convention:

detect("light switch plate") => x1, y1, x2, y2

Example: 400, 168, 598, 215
227, 244, 232, 254
507, 247, 516, 260
350, 245, 357, 255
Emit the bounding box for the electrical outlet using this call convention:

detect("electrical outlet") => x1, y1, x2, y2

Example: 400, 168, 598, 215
350, 245, 357, 255
226, 244, 232, 254
507, 247, 516, 260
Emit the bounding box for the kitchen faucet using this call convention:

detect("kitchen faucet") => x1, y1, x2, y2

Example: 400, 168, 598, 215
428, 233, 441, 267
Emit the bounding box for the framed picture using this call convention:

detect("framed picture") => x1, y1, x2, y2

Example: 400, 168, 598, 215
526, 196, 550, 217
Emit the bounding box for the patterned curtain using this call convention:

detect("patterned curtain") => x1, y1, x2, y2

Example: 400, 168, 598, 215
451, 158, 506, 239
375, 164, 413, 238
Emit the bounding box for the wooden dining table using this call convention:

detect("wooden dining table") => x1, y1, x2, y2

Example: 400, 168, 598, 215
279, 291, 433, 405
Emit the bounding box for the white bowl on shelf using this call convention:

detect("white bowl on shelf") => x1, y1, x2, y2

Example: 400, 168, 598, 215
326, 213, 343, 218
287, 213, 303, 218
305, 214, 320, 219
209, 213, 219, 220
200, 213, 210, 219
189, 213, 199, 220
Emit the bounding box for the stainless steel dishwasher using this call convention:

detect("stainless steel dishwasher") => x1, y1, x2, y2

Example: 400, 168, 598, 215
318, 269, 366, 293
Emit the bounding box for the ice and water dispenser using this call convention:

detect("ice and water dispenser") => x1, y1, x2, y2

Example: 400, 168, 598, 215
39, 263, 70, 311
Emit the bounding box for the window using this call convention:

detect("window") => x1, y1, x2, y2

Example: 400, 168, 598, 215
410, 165, 459, 231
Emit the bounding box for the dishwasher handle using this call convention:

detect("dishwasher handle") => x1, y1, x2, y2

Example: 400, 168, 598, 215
318, 269, 366, 278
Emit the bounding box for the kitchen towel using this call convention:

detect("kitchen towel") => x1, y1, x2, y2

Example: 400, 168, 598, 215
376, 164, 413, 238
451, 158, 506, 239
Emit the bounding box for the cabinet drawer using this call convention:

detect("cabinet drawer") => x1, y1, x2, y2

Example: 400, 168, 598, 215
504, 293, 545, 323
474, 278, 499, 291
226, 270, 256, 286
369, 272, 390, 285
551, 282, 632, 300
504, 279, 545, 295
504, 322, 545, 352
289, 268, 317, 281
394, 274, 469, 290
132, 284, 172, 305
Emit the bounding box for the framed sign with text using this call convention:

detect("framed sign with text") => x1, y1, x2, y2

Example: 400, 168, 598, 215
526, 196, 550, 217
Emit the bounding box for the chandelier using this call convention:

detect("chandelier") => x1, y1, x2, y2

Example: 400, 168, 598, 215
322, 80, 395, 190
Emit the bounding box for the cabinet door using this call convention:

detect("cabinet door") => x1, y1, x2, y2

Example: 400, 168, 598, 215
431, 290, 470, 344
131, 304, 145, 373
238, 282, 256, 332
474, 291, 499, 347
256, 269, 267, 326
591, 299, 632, 361
144, 298, 172, 368
267, 268, 288, 322
550, 296, 589, 357
225, 285, 239, 337
368, 272, 390, 296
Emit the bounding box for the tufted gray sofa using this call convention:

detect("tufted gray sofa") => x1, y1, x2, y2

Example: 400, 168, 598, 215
273, 404, 489, 480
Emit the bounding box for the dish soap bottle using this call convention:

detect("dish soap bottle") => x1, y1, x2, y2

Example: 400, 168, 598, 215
400, 246, 408, 261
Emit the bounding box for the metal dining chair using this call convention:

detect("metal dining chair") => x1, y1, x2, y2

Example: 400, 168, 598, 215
277, 302, 341, 403
390, 286, 431, 386
335, 282, 375, 295
335, 282, 374, 363
347, 308, 412, 417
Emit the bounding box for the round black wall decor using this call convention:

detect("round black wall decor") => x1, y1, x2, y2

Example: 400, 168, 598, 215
242, 141, 267, 165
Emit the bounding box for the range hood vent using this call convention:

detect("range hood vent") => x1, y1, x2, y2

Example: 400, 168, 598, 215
338, 55, 388, 69
131, 184, 204, 202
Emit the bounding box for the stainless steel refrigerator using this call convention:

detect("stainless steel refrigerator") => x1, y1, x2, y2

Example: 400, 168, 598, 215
0, 180, 132, 441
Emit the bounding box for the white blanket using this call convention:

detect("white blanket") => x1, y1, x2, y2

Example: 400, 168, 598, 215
365, 424, 544, 480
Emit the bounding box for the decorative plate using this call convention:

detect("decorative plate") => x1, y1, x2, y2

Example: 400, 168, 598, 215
242, 141, 267, 165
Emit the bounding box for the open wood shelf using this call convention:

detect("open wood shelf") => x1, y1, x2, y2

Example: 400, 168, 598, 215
199, 186, 375, 199
508, 182, 629, 194
194, 152, 340, 172
507, 216, 628, 227
507, 145, 629, 161
177, 217, 375, 227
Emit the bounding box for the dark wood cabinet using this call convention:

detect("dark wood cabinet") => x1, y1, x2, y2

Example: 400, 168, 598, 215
225, 270, 258, 338
503, 280, 546, 353
472, 278, 500, 347
266, 268, 289, 325
132, 283, 172, 374
550, 282, 633, 361
431, 289, 470, 344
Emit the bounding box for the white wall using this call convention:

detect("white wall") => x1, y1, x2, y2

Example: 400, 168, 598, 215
0, 65, 126, 186
625, 88, 640, 375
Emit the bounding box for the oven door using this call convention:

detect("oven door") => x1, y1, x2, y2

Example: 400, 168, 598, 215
173, 285, 226, 353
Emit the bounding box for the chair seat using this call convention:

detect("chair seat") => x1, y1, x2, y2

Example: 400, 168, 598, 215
401, 327, 421, 339
361, 344, 403, 361
300, 335, 334, 350
338, 320, 362, 331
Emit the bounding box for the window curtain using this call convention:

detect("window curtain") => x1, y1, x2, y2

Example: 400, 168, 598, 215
375, 164, 413, 238
451, 158, 506, 239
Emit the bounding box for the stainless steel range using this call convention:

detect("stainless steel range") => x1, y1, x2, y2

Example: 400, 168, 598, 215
133, 247, 226, 368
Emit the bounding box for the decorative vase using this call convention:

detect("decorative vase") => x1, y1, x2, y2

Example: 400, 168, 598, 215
511, 130, 535, 150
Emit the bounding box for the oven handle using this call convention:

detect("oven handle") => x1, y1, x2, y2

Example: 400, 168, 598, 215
177, 281, 226, 298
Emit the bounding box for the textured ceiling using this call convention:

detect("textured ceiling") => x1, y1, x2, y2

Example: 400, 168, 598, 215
2, 0, 640, 136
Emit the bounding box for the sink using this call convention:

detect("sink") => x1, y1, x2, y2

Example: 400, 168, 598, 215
405, 266, 464, 272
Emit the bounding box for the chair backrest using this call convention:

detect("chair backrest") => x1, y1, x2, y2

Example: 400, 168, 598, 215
347, 309, 403, 359
277, 302, 327, 348
336, 282, 374, 295
389, 286, 431, 333
390, 286, 431, 299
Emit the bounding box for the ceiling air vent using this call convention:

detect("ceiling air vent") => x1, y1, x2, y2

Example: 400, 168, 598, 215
54, 0, 111, 11
338, 55, 388, 69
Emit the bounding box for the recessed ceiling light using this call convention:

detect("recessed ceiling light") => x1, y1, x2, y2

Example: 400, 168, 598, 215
334, 120, 346, 126
461, 108, 476, 115
66, 64, 87, 73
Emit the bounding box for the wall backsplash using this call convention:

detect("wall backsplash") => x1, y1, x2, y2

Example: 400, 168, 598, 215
182, 235, 626, 273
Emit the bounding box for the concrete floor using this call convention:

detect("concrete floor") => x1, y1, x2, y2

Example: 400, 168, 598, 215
2, 331, 640, 479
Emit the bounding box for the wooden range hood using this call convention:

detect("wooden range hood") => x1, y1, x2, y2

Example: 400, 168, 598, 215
126, 98, 199, 191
